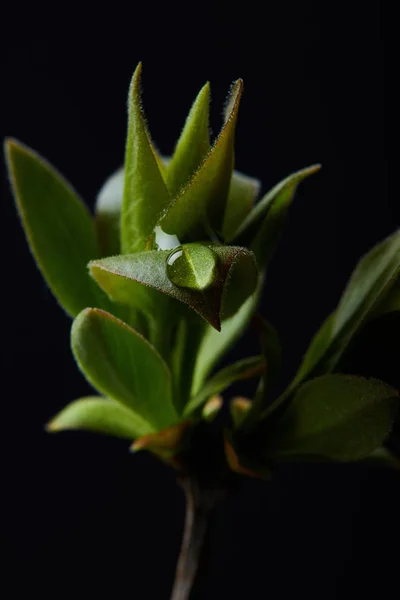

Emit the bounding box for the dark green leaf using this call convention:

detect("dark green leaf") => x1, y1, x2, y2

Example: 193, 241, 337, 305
71, 308, 177, 430
239, 316, 283, 429
222, 170, 261, 242
160, 80, 243, 239
46, 396, 153, 439
89, 244, 258, 331
184, 355, 264, 416
361, 447, 400, 469
263, 375, 398, 462
166, 82, 210, 197
121, 63, 171, 253
95, 167, 124, 256
4, 138, 108, 317
233, 165, 321, 266
291, 229, 400, 391
333, 229, 400, 341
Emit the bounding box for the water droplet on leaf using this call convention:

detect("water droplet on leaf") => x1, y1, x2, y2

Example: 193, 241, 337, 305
166, 244, 219, 291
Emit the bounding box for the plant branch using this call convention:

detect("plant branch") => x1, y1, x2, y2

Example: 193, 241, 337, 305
170, 476, 220, 600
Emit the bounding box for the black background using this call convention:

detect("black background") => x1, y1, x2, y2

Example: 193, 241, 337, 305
1, 3, 399, 599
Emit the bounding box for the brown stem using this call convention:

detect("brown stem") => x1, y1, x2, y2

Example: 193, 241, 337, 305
170, 477, 219, 600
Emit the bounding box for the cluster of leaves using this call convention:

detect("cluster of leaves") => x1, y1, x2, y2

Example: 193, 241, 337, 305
5, 63, 400, 479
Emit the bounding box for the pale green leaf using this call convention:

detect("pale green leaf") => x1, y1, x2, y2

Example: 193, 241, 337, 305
71, 308, 177, 430
166, 82, 210, 197
95, 167, 124, 256
160, 80, 243, 239
121, 63, 171, 253
46, 396, 153, 439
4, 138, 109, 317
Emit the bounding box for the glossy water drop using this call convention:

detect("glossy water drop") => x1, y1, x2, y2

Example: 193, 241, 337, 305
166, 244, 219, 291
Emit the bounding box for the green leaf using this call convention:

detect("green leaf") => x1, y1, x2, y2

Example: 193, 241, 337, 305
95, 167, 124, 256
290, 230, 400, 393
202, 395, 223, 421
333, 230, 400, 341
238, 316, 283, 429
263, 375, 398, 462
4, 138, 108, 317
290, 313, 335, 388
71, 308, 177, 430
361, 447, 400, 470
160, 80, 243, 239
184, 355, 264, 417
230, 397, 251, 427
192, 277, 263, 395
166, 82, 211, 197
233, 165, 321, 267
46, 396, 153, 439
222, 170, 261, 242
89, 244, 258, 331
370, 278, 400, 318
121, 63, 171, 253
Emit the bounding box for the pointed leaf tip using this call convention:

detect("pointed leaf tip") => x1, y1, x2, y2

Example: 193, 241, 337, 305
4, 138, 111, 316
121, 62, 170, 253
166, 81, 211, 197
160, 78, 243, 239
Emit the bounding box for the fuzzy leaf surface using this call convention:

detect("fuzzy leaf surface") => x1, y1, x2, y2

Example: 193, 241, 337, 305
166, 83, 210, 197
71, 308, 177, 430
5, 139, 108, 317
90, 245, 257, 331
160, 80, 243, 239
121, 63, 171, 253
263, 375, 398, 461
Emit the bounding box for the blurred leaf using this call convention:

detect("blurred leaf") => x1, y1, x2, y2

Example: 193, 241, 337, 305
46, 396, 153, 439
121, 63, 171, 253
263, 375, 398, 462
224, 431, 271, 479
230, 397, 251, 427
371, 279, 400, 317
184, 356, 264, 417
4, 138, 109, 317
71, 308, 177, 430
131, 421, 192, 468
233, 165, 321, 266
90, 244, 257, 331
160, 80, 243, 239
95, 167, 124, 256
202, 396, 223, 421
361, 447, 400, 469
222, 170, 261, 242
166, 82, 210, 197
